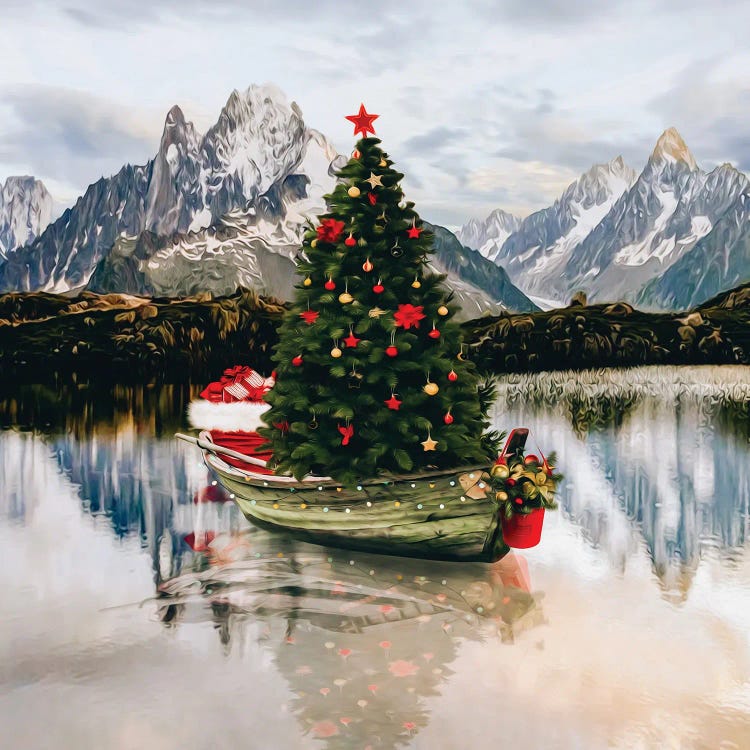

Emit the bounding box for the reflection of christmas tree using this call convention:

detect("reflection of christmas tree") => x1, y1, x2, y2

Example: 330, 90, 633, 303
261, 106, 496, 484
157, 534, 543, 749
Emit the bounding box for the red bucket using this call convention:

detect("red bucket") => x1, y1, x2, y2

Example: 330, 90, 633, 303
501, 507, 545, 548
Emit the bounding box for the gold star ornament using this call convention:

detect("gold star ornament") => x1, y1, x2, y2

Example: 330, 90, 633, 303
365, 172, 384, 189
421, 434, 438, 452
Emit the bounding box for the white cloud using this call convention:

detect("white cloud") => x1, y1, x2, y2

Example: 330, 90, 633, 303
0, 1, 749, 226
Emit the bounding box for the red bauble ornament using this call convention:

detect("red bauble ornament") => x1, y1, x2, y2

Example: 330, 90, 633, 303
444, 412, 454, 425
324, 278, 336, 291
299, 310, 319, 325
373, 283, 385, 294
428, 328, 441, 339
363, 259, 373, 272
292, 355, 303, 367
385, 346, 398, 357
524, 454, 540, 465
368, 192, 377, 205
345, 104, 379, 137
352, 149, 361, 159
345, 234, 356, 247
448, 370, 458, 382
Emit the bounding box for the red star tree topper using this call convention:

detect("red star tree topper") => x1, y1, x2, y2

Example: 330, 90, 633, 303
345, 104, 379, 137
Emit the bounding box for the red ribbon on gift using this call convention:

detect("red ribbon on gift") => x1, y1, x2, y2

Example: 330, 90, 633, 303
199, 366, 275, 403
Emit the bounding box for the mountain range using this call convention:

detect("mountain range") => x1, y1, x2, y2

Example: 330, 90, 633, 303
2, 86, 748, 315
0, 85, 537, 318
457, 128, 750, 311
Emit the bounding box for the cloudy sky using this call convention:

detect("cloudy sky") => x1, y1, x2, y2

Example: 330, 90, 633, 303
1, 0, 749, 226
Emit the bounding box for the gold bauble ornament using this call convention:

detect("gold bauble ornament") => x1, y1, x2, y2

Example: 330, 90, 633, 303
495, 491, 508, 502
347, 186, 361, 198
303, 277, 312, 287
437, 305, 449, 316
379, 157, 387, 167
411, 279, 421, 289
423, 382, 439, 396
311, 239, 318, 248
331, 347, 343, 358
491, 463, 510, 479
339, 292, 354, 304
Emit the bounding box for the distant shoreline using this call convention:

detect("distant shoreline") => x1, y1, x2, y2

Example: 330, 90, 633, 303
1, 286, 749, 384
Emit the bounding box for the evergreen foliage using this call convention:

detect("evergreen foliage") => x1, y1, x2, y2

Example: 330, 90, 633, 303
259, 137, 498, 484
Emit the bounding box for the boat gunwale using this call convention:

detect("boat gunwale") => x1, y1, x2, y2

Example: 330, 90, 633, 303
200, 432, 490, 490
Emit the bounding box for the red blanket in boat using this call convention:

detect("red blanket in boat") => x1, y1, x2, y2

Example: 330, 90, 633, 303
208, 430, 275, 475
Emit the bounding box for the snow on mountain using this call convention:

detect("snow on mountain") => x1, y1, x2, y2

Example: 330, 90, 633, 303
90, 129, 342, 300
636, 178, 750, 310
456, 209, 520, 262
476, 156, 637, 303
564, 131, 748, 304
0, 85, 338, 294
0, 176, 53, 258
458, 127, 750, 310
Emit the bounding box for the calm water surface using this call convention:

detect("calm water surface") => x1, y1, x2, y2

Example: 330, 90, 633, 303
1, 369, 749, 749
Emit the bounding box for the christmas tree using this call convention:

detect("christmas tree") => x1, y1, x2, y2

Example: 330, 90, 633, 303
260, 105, 498, 484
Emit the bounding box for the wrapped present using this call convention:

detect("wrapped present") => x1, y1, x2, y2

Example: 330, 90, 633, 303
199, 366, 276, 404
189, 366, 274, 432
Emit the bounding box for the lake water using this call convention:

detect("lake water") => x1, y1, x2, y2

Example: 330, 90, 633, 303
1, 368, 749, 749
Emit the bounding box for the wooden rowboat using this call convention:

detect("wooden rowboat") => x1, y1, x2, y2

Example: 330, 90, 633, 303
180, 430, 510, 563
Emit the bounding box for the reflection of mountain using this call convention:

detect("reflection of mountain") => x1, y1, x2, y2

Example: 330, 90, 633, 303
497, 369, 750, 600
0, 384, 247, 583
158, 540, 542, 749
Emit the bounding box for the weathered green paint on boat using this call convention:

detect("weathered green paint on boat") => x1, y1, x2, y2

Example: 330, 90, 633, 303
203, 450, 510, 563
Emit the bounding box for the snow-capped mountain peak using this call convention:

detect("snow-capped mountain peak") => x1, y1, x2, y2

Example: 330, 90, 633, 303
464, 156, 637, 301
650, 127, 698, 171
0, 176, 54, 257
456, 208, 521, 262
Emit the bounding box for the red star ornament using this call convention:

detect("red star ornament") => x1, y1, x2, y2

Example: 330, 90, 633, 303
345, 104, 379, 137
343, 332, 361, 348
385, 395, 402, 410
407, 222, 422, 239
299, 310, 319, 325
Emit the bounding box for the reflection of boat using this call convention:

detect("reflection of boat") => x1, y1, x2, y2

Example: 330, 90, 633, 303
194, 430, 510, 563
156, 532, 544, 747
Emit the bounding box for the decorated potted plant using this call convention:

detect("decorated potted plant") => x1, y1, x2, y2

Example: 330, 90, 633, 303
489, 445, 561, 549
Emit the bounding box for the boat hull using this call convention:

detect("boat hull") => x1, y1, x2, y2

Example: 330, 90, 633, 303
203, 451, 509, 563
